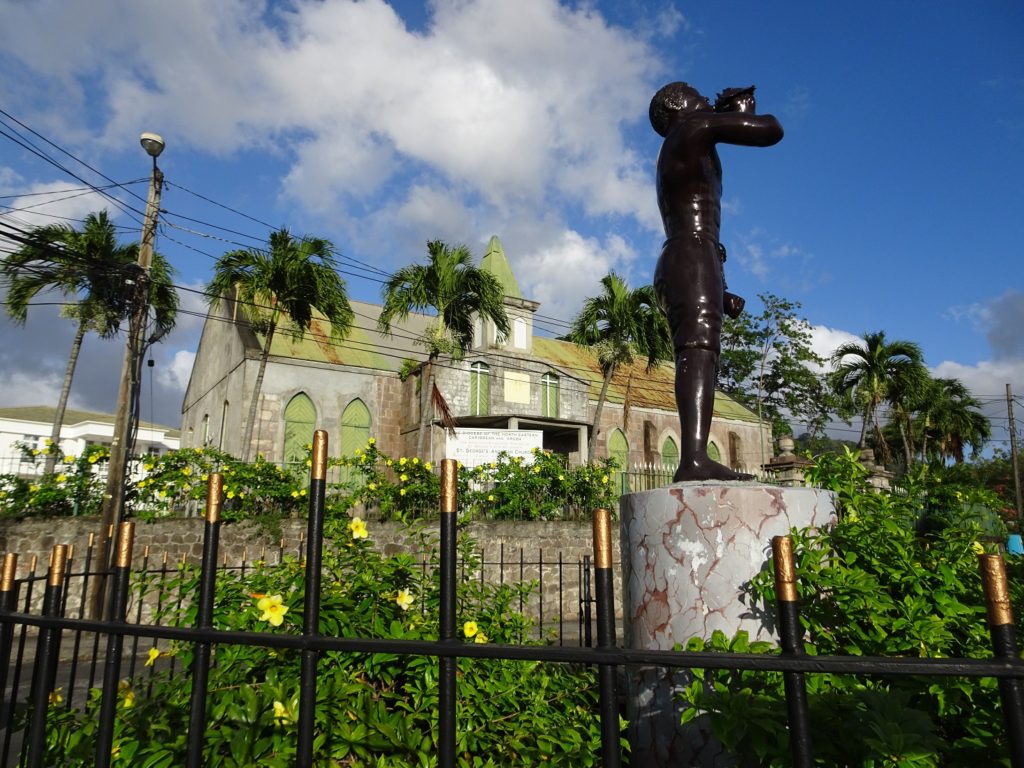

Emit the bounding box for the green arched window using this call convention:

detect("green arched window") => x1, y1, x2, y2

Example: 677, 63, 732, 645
340, 398, 372, 486
708, 441, 722, 463
283, 393, 316, 470
661, 436, 679, 470
608, 429, 630, 494
469, 362, 490, 416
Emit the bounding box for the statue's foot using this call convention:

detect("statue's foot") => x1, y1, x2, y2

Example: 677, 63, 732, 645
673, 457, 754, 482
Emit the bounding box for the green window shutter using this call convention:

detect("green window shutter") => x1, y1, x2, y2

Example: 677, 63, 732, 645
283, 393, 316, 469
541, 373, 559, 418
661, 436, 679, 469
608, 429, 629, 494
470, 363, 490, 416
708, 441, 722, 463
340, 398, 372, 486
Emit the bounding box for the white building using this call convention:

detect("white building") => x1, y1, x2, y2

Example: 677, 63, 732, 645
0, 406, 180, 477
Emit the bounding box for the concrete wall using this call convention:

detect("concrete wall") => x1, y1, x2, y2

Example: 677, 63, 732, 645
0, 516, 620, 636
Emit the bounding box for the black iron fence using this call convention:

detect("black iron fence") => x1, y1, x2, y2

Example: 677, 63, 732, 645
1, 429, 1024, 766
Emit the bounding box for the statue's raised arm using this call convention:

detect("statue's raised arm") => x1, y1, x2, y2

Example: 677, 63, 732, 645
650, 82, 783, 482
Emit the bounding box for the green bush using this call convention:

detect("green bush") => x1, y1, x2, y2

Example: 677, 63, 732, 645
0, 443, 108, 518
40, 520, 612, 766
680, 448, 1018, 767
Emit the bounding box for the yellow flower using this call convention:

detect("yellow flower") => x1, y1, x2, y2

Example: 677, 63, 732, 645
291, 490, 300, 498
533, 466, 540, 474
301, 489, 307, 496
226, 490, 235, 499
64, 455, 76, 463
181, 467, 192, 476
201, 474, 209, 481
400, 473, 408, 482
474, 632, 488, 644
56, 474, 67, 483
396, 589, 414, 611
44, 438, 53, 445
145, 647, 161, 667
412, 457, 419, 465
88, 455, 98, 464
355, 448, 362, 456
463, 621, 478, 638
601, 475, 609, 484
29, 484, 40, 493
273, 700, 292, 725
31, 449, 40, 456
49, 688, 63, 705
489, 462, 496, 469
400, 488, 407, 496
399, 457, 407, 466
971, 541, 985, 555
487, 494, 495, 502
368, 482, 377, 491
349, 517, 368, 540
119, 680, 135, 708
558, 474, 564, 481
257, 594, 289, 627
386, 459, 393, 466
424, 462, 432, 471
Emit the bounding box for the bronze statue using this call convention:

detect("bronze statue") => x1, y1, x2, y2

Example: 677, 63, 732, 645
650, 82, 783, 481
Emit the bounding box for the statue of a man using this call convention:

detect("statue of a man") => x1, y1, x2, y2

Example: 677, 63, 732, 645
650, 82, 783, 481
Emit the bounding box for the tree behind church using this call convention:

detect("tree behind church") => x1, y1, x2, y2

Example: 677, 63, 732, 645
207, 228, 353, 461
378, 240, 510, 458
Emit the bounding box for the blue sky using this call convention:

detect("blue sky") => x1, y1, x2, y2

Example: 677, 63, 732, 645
0, 0, 1022, 450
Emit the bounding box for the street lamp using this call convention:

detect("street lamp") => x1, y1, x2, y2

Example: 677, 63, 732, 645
94, 132, 166, 616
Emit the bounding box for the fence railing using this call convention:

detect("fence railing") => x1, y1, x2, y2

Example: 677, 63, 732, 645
2, 430, 1024, 766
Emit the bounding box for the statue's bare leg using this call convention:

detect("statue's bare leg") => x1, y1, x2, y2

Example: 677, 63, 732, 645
673, 347, 754, 482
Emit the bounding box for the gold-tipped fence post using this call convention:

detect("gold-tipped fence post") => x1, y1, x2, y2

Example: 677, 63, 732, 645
438, 459, 458, 768
592, 508, 621, 768
26, 544, 68, 768
771, 535, 813, 768
186, 473, 225, 768
979, 553, 1024, 766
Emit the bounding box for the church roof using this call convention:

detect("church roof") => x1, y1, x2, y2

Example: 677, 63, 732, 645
480, 235, 522, 300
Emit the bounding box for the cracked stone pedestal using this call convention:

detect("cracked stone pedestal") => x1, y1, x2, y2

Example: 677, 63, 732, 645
620, 482, 836, 767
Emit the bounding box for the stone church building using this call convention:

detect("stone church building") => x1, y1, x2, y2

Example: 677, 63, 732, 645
180, 237, 770, 475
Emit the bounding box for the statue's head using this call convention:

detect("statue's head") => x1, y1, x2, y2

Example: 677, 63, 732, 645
649, 82, 710, 137
714, 85, 756, 113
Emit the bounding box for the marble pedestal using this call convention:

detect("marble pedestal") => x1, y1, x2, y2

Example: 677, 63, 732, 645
620, 482, 836, 767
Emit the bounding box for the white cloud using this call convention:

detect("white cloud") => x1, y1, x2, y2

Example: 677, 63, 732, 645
517, 229, 639, 324
158, 350, 197, 392
808, 325, 861, 371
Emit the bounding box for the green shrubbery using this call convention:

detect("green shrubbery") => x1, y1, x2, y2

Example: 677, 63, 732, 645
0, 441, 618, 525
681, 448, 1019, 767
41, 519, 610, 766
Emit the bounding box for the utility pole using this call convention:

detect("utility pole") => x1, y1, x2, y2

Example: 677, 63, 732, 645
93, 133, 164, 617
1009, 383, 1023, 524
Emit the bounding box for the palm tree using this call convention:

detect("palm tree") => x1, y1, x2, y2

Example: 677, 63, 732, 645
828, 331, 926, 461
207, 228, 353, 461
2, 211, 178, 473
918, 378, 990, 464
567, 273, 671, 459
378, 240, 510, 458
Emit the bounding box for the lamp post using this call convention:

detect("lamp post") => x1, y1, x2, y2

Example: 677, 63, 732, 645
93, 133, 164, 616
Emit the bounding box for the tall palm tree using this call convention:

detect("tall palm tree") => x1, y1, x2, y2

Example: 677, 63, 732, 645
828, 331, 926, 460
918, 378, 991, 464
567, 273, 671, 459
2, 211, 178, 472
378, 240, 510, 458
207, 228, 353, 461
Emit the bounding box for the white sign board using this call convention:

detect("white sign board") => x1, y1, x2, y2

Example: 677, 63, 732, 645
445, 428, 543, 468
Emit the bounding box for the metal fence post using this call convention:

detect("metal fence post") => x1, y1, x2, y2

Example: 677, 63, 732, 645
0, 553, 18, 711
186, 473, 224, 768
979, 553, 1024, 766
771, 535, 813, 768
297, 430, 329, 767
26, 544, 68, 768
439, 458, 458, 768
592, 508, 621, 768
94, 522, 135, 768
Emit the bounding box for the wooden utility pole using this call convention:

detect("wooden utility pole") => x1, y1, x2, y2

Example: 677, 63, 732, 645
93, 134, 164, 617
1009, 384, 1023, 524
